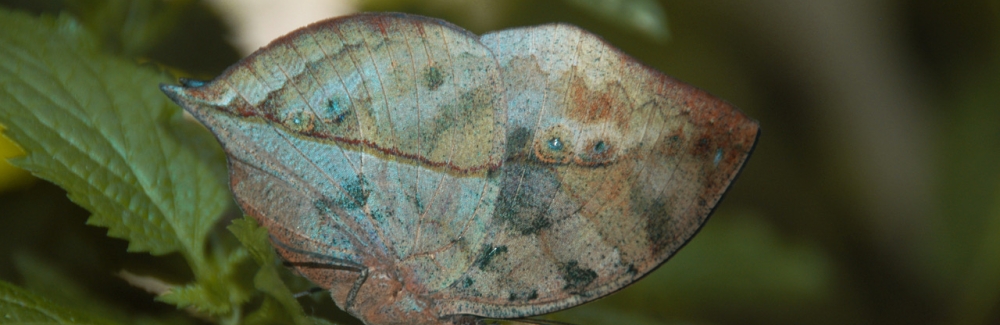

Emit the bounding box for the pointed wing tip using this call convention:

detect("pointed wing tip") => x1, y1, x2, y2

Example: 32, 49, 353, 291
159, 83, 214, 119
159, 83, 186, 104
160, 78, 211, 101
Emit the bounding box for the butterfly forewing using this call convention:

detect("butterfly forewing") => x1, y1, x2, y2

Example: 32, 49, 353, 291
162, 12, 508, 310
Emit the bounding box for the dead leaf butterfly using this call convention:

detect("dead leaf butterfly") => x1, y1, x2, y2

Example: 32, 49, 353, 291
162, 12, 758, 325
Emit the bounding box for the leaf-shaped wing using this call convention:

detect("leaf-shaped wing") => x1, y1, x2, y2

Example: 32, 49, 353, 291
431, 24, 759, 318
161, 13, 507, 315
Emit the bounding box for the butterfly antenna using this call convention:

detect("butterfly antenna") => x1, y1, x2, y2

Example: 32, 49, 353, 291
178, 78, 207, 88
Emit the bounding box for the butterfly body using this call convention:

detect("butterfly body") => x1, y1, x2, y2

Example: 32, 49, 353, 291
162, 12, 758, 325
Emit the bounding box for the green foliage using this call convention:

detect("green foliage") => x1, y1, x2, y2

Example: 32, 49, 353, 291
64, 0, 188, 57
562, 0, 669, 40
154, 247, 254, 315
0, 279, 119, 325
0, 0, 242, 75
0, 9, 227, 258
0, 7, 307, 324
13, 253, 139, 324
229, 217, 313, 325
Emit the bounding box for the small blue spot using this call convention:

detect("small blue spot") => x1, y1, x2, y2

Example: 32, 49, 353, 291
714, 148, 723, 166
593, 140, 607, 153
548, 137, 564, 151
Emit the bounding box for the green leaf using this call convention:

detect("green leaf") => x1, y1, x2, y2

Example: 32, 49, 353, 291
229, 217, 313, 325
156, 283, 233, 315
243, 296, 291, 325
65, 0, 187, 57
11, 253, 188, 325
0, 8, 229, 261
307, 316, 337, 325
252, 266, 311, 325
60, 0, 243, 76
0, 8, 246, 316
12, 253, 124, 321
157, 247, 255, 315
0, 280, 119, 325
563, 0, 670, 41
229, 218, 281, 267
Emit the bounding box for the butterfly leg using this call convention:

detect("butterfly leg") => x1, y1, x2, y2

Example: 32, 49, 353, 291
344, 267, 369, 311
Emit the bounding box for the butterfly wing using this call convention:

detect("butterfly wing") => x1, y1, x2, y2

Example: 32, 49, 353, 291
163, 13, 757, 323
161, 13, 508, 307
425, 24, 759, 318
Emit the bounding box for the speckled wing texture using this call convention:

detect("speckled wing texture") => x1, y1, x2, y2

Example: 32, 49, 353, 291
161, 12, 758, 325
162, 13, 508, 322
430, 25, 759, 318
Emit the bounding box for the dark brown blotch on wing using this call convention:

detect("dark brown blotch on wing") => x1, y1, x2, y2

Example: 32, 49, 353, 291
505, 126, 533, 158
507, 289, 539, 302
560, 260, 598, 293
493, 163, 561, 236
631, 187, 678, 257
474, 244, 508, 270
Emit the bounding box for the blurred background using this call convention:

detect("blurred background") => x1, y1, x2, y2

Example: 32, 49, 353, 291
0, 0, 998, 324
